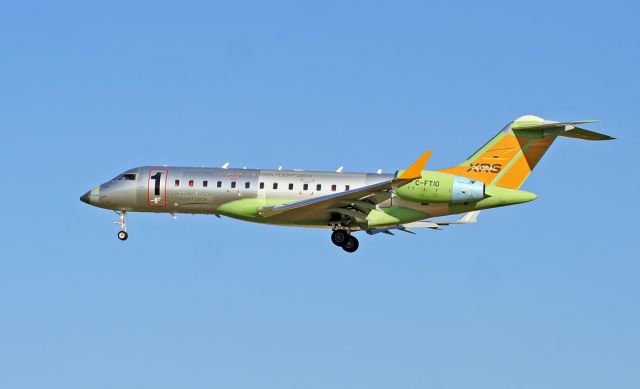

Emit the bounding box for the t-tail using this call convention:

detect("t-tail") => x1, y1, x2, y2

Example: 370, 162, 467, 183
440, 115, 614, 189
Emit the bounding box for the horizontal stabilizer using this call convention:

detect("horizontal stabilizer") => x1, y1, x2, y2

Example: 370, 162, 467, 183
513, 120, 601, 130
513, 120, 614, 141
559, 127, 615, 141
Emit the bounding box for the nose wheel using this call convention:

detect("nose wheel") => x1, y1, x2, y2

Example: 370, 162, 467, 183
330, 229, 359, 253
115, 211, 129, 241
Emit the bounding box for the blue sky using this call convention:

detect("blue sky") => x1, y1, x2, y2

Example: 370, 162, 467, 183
1, 1, 638, 388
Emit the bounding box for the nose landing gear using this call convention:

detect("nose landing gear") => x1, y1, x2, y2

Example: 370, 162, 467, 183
115, 211, 128, 241
331, 229, 359, 253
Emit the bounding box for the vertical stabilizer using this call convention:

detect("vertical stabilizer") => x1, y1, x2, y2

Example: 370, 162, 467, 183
439, 115, 613, 189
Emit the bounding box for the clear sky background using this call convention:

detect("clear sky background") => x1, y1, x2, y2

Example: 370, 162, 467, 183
1, 1, 638, 388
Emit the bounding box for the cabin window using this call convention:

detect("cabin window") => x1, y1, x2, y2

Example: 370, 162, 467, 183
175, 179, 180, 187
245, 182, 250, 189
231, 181, 236, 189
189, 180, 194, 187
217, 181, 222, 188
345, 185, 350, 191
259, 182, 264, 189
273, 183, 278, 190
331, 184, 337, 192
303, 183, 308, 191
203, 181, 208, 187
316, 184, 322, 191
288, 183, 294, 190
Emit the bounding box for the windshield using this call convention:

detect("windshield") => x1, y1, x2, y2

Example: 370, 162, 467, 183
112, 173, 137, 181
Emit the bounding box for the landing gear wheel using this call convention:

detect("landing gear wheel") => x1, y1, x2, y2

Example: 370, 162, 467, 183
331, 230, 348, 246
117, 230, 128, 241
342, 236, 359, 253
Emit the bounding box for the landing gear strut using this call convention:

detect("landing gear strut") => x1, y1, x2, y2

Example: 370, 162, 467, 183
331, 229, 359, 253
115, 211, 128, 241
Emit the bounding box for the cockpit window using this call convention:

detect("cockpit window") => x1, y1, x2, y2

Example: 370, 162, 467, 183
113, 173, 137, 181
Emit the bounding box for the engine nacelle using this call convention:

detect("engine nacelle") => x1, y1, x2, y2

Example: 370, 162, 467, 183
451, 176, 485, 203
396, 172, 485, 203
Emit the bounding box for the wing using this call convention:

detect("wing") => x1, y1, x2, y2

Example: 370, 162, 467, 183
405, 210, 480, 229
257, 151, 432, 226
369, 211, 480, 235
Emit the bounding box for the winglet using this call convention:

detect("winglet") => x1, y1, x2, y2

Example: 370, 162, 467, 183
399, 150, 432, 179
458, 211, 479, 223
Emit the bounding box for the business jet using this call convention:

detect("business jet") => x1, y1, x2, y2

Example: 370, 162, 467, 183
81, 115, 613, 252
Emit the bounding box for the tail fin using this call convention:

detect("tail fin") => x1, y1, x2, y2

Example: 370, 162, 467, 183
440, 115, 614, 189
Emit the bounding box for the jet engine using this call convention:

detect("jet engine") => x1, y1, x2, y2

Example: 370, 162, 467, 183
396, 173, 485, 203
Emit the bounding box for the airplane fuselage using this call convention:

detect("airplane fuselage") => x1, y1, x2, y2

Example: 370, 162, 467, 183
82, 166, 535, 230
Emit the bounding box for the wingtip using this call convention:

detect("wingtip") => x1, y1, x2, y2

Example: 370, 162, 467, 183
398, 150, 432, 180
459, 211, 480, 223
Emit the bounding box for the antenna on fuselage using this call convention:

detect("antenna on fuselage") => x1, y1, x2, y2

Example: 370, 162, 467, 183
336, 166, 344, 173
222, 162, 229, 169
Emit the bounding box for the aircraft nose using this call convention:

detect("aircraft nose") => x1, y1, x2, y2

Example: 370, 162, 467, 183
80, 185, 100, 206
80, 191, 91, 204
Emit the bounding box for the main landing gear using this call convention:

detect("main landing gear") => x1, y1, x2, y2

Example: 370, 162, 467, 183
115, 211, 128, 241
331, 229, 359, 253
